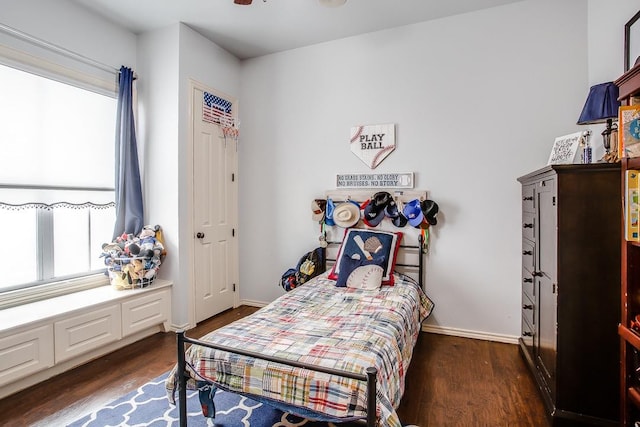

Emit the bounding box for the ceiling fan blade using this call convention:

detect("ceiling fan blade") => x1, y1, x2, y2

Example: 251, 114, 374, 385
234, 0, 253, 4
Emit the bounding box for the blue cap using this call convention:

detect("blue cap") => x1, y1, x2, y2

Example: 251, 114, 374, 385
324, 198, 335, 226
403, 199, 424, 227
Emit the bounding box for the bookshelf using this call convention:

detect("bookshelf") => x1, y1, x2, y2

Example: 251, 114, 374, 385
616, 62, 640, 426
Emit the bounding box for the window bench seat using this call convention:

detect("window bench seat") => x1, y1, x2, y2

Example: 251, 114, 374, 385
0, 280, 172, 400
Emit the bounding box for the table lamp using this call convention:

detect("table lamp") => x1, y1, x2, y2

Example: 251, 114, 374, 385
577, 82, 620, 162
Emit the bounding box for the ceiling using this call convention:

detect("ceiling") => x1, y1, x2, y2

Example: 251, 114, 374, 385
71, 0, 523, 60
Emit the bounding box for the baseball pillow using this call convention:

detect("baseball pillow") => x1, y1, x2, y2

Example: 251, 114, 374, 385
346, 265, 384, 290
328, 228, 402, 286
335, 252, 385, 288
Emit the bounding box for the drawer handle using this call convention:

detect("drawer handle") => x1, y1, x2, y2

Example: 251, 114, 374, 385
523, 331, 533, 337
522, 304, 533, 310
522, 196, 533, 201
522, 250, 533, 256
533, 271, 543, 277
523, 278, 533, 283
523, 223, 533, 229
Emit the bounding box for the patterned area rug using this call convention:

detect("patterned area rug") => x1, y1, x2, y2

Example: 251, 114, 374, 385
67, 372, 363, 427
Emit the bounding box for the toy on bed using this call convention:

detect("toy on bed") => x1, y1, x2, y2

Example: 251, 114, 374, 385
100, 224, 166, 290
279, 246, 325, 291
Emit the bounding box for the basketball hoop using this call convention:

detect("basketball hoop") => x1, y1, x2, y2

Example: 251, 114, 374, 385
219, 114, 239, 143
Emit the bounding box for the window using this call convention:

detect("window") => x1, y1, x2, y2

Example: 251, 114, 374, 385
0, 63, 116, 296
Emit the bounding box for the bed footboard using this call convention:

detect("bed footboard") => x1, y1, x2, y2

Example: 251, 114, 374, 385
175, 330, 378, 427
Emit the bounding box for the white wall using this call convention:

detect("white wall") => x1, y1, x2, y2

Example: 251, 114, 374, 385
588, 0, 639, 84
137, 23, 241, 328
585, 1, 640, 142
175, 25, 241, 327
238, 0, 589, 339
136, 24, 183, 326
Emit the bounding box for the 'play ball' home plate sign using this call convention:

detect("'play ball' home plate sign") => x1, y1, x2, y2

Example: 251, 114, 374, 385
350, 123, 396, 169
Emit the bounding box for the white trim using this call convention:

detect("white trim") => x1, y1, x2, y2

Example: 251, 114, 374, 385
0, 23, 118, 75
0, 274, 110, 310
166, 322, 191, 333
421, 324, 519, 344
0, 43, 116, 97
0, 280, 173, 333
240, 299, 269, 308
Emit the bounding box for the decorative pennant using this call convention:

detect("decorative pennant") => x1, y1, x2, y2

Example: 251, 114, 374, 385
203, 91, 233, 125
350, 123, 396, 169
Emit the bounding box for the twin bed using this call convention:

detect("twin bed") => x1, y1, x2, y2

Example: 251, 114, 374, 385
166, 209, 434, 427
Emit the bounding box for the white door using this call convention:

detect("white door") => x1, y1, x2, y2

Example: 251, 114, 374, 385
192, 83, 238, 323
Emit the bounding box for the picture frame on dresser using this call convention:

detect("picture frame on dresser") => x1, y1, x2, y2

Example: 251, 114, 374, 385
547, 131, 583, 165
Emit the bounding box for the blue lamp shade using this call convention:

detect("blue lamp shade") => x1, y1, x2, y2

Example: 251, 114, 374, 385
576, 82, 620, 125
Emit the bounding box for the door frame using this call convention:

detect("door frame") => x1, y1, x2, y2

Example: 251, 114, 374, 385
187, 78, 240, 328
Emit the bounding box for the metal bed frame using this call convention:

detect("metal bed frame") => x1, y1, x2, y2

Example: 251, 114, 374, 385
175, 235, 424, 427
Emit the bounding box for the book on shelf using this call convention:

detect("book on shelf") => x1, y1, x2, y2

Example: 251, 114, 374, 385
626, 169, 640, 242
620, 105, 640, 158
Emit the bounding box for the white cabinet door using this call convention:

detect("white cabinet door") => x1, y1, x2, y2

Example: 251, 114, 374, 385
122, 289, 169, 337
54, 304, 121, 363
0, 325, 53, 386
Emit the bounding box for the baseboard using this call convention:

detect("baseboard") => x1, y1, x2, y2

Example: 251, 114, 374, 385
421, 324, 519, 344
167, 322, 191, 333
240, 299, 268, 308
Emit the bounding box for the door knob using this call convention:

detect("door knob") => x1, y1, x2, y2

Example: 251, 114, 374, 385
196, 232, 205, 239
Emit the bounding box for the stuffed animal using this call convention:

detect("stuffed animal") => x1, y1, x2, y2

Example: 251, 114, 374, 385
101, 224, 167, 289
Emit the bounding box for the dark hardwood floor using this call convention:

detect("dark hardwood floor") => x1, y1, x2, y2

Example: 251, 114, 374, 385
0, 306, 548, 426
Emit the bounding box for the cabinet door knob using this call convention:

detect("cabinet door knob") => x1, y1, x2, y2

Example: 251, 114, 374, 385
522, 250, 533, 255
196, 232, 205, 239
523, 304, 533, 310
523, 223, 533, 229
523, 331, 533, 337
533, 271, 543, 277
523, 196, 533, 201
523, 278, 533, 283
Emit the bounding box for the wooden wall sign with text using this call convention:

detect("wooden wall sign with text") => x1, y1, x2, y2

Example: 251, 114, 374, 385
350, 123, 396, 169
336, 172, 414, 189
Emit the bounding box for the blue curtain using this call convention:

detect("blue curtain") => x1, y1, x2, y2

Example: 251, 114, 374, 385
113, 66, 143, 239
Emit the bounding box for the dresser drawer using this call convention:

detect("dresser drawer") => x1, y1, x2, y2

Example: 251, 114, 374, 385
522, 267, 534, 301
522, 240, 534, 274
522, 292, 534, 327
522, 212, 535, 241
521, 315, 534, 353
522, 184, 535, 213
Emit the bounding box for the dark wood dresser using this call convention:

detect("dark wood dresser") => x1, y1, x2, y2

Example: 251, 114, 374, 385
517, 164, 620, 426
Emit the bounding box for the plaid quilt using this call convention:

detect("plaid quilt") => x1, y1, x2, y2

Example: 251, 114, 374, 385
167, 273, 433, 427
